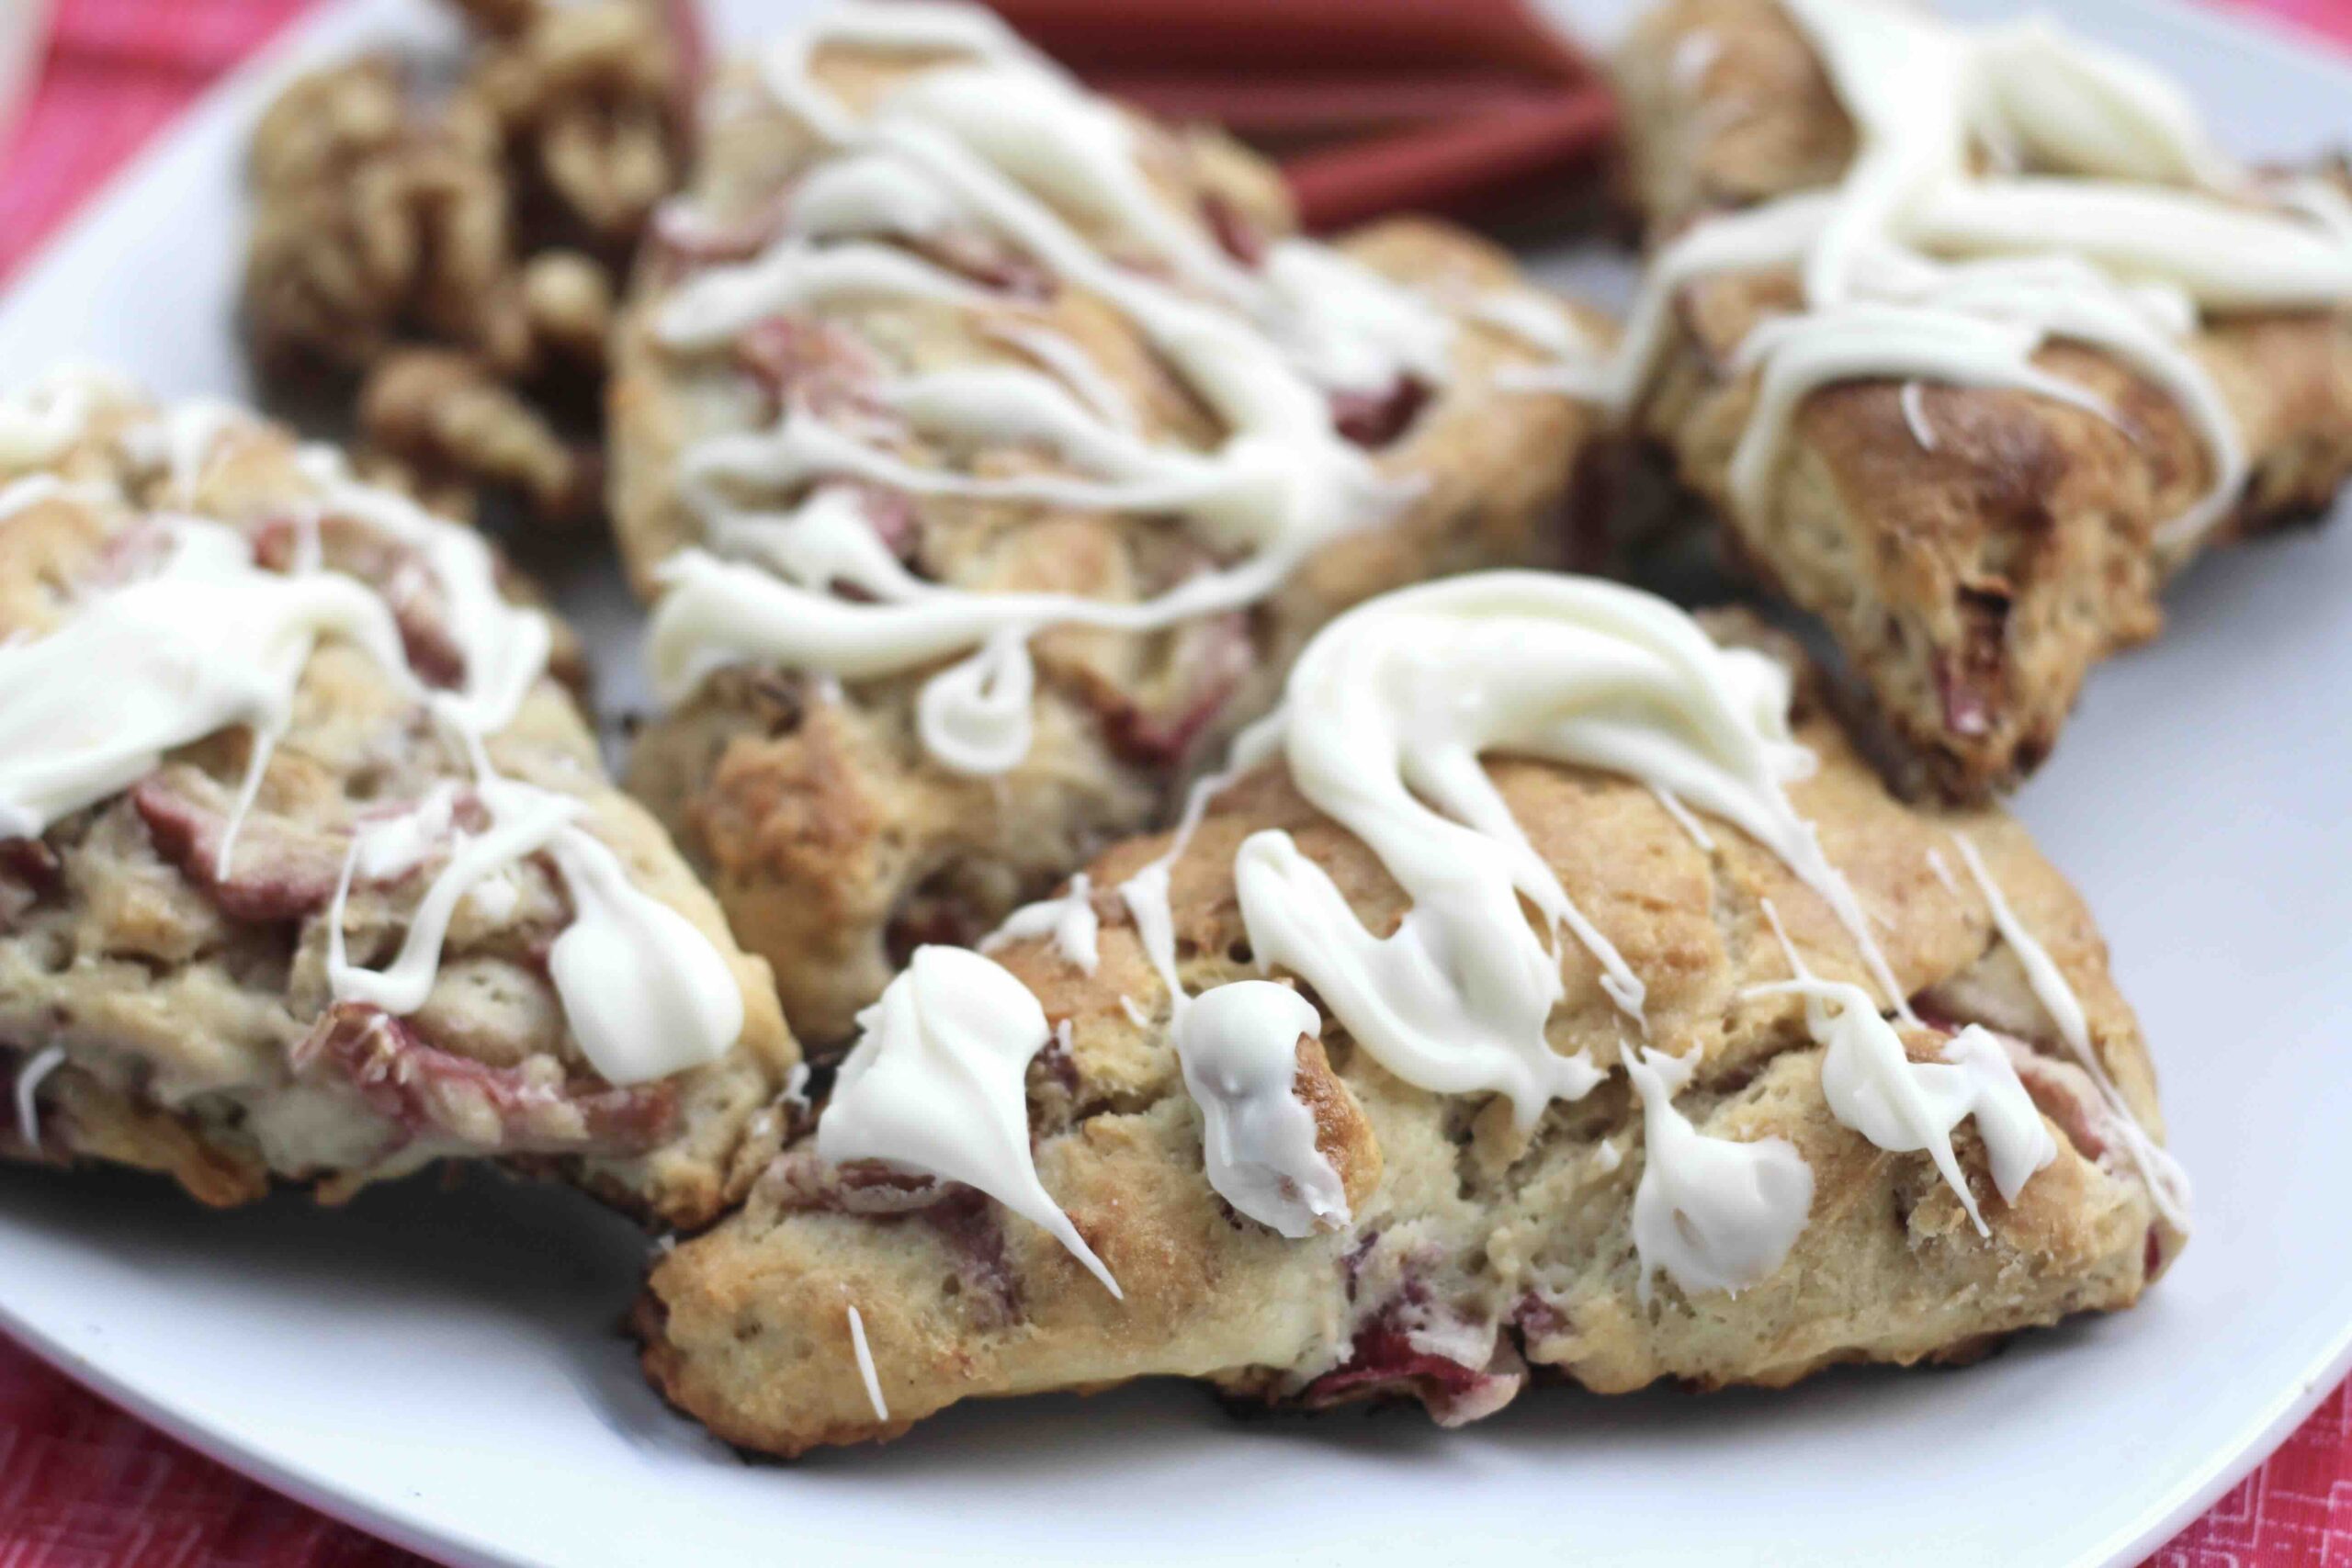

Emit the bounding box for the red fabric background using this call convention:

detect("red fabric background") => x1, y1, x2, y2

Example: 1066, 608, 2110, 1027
0, 0, 2347, 1562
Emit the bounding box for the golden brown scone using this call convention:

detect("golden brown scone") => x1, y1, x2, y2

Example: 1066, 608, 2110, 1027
0, 375, 795, 1228
613, 35, 1614, 1044
1612, 0, 2352, 796
637, 637, 2178, 1455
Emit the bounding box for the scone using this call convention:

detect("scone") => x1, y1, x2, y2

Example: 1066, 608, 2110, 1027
636, 572, 2185, 1454
609, 2, 1614, 1043
0, 371, 796, 1228
1584, 0, 2352, 795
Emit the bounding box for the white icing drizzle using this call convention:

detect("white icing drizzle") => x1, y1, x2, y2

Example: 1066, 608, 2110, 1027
1467, 289, 1590, 361
298, 453, 553, 739
146, 398, 254, 502
541, 828, 747, 1089
285, 459, 750, 1087
1751, 898, 2052, 1233
13, 1044, 64, 1152
1077, 717, 1352, 1235
1256, 240, 1454, 395
1114, 730, 1269, 1011
0, 473, 113, 523
650, 513, 1297, 774
0, 367, 136, 468
1948, 832, 2191, 1229
1925, 845, 1961, 895
1898, 380, 1939, 451
647, 2, 1461, 774
977, 320, 1138, 432
818, 944, 1121, 1295
326, 774, 744, 1087
1721, 279, 2132, 527
1171, 979, 1350, 1238
846, 1304, 889, 1421
1525, 0, 2352, 550
0, 518, 416, 844
1230, 570, 1915, 1131
658, 242, 989, 347
982, 870, 1100, 974
1649, 784, 1718, 852
1624, 1044, 1814, 1302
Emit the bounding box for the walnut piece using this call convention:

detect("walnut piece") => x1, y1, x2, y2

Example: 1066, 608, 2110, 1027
241, 0, 690, 525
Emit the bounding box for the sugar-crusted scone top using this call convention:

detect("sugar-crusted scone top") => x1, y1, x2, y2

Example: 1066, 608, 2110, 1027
640, 571, 2187, 1454
0, 371, 795, 1226
610, 0, 1606, 1041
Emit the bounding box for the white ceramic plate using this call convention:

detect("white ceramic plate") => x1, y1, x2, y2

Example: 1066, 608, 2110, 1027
4, 1, 2349, 1563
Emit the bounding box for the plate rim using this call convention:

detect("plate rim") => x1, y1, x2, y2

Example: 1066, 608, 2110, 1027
3, 0, 2350, 1562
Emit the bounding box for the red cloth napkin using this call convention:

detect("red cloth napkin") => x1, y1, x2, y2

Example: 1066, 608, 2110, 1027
0, 2, 2347, 1563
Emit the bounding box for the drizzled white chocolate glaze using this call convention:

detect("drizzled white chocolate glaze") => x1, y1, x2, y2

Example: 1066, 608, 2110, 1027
542, 826, 748, 1089
846, 1304, 889, 1420
818, 944, 1121, 1295
1752, 900, 2053, 1234
0, 366, 136, 467
976, 321, 1138, 432
1949, 833, 2191, 1230
0, 518, 414, 849
1230, 570, 1913, 1131
322, 768, 744, 1092
983, 870, 1100, 974
1625, 1045, 1814, 1302
1467, 289, 1590, 361
12, 1044, 64, 1152
148, 399, 253, 502
1528, 0, 2352, 549
1171, 979, 1350, 1238
1898, 381, 1939, 451
0, 474, 96, 523
1098, 725, 1356, 1235
298, 453, 553, 739
646, 1, 1464, 773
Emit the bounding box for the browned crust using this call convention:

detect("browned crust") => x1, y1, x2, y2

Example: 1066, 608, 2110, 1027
635, 637, 2177, 1456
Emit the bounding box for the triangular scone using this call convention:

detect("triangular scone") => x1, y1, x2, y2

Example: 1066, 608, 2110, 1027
609, 2, 1613, 1043
637, 577, 2182, 1455
0, 374, 795, 1227
1600, 0, 2352, 796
